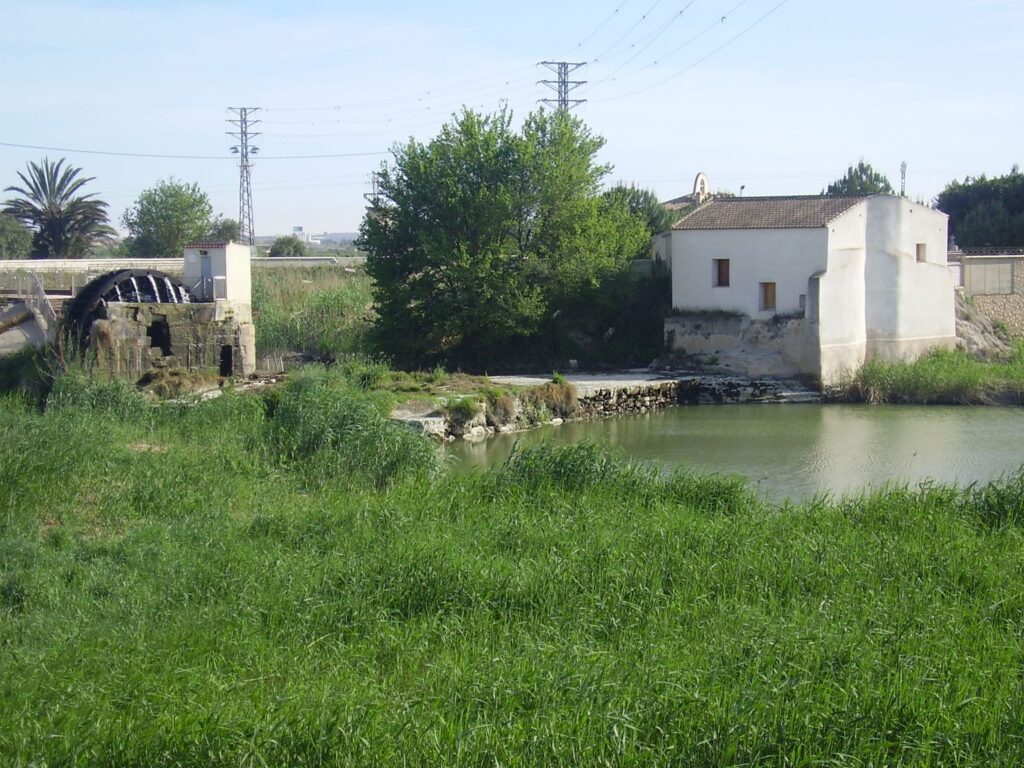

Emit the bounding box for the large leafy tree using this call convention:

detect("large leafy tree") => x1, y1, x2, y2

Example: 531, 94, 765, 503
936, 167, 1024, 248
2, 158, 115, 258
823, 160, 894, 196
0, 214, 32, 259
359, 107, 648, 369
121, 178, 213, 258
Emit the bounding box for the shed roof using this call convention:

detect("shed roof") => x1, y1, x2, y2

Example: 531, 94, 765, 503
672, 195, 867, 231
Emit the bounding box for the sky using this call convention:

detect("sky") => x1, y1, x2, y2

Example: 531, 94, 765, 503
1, 0, 1021, 236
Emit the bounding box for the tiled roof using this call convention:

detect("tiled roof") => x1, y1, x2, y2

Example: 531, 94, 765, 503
672, 195, 867, 230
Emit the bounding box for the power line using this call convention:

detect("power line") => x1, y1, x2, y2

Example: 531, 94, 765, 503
0, 140, 386, 161
591, 0, 664, 62
571, 0, 632, 52
597, 0, 789, 102
590, 0, 700, 87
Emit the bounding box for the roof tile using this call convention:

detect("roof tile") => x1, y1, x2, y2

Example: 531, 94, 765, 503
672, 195, 867, 230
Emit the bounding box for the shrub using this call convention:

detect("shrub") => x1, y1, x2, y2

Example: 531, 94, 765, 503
45, 370, 149, 419
499, 441, 659, 494
483, 389, 517, 426
442, 396, 481, 430
267, 366, 438, 488
523, 380, 579, 420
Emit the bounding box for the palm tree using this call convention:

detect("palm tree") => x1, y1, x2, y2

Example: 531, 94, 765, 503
3, 158, 115, 258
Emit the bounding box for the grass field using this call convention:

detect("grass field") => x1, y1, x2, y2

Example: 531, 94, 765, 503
3, 370, 1024, 765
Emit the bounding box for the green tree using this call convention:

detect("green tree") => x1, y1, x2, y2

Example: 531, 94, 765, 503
603, 183, 676, 237
936, 168, 1024, 247
208, 216, 241, 242
269, 234, 308, 258
121, 178, 213, 258
2, 158, 115, 258
0, 213, 32, 259
823, 160, 894, 196
359, 107, 648, 369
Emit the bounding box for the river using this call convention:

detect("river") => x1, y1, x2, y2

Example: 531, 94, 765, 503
448, 404, 1024, 502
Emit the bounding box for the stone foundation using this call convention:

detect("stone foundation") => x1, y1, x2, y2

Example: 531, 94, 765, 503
90, 303, 256, 380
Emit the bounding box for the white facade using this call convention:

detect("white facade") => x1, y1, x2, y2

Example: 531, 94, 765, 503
664, 195, 956, 386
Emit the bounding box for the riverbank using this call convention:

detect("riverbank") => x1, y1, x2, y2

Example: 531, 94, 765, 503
396, 372, 821, 441
838, 343, 1024, 405
3, 374, 1024, 765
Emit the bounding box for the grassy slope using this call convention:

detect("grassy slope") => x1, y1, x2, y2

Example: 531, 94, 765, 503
3, 377, 1024, 765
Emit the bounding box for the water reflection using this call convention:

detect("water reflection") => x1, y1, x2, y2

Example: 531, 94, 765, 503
448, 404, 1024, 502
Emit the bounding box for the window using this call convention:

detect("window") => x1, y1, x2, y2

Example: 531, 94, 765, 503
759, 282, 776, 311
713, 258, 730, 287
916, 243, 927, 263
798, 293, 806, 312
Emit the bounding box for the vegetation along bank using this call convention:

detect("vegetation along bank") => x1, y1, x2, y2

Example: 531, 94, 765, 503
3, 369, 1024, 765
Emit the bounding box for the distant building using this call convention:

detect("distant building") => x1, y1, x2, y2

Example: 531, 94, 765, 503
660, 194, 956, 386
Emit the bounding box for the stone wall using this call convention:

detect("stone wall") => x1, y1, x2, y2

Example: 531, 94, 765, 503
664, 314, 811, 379
972, 294, 1024, 336
90, 303, 255, 380
578, 377, 812, 415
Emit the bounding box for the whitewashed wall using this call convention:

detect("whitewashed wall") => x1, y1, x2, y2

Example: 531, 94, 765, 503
670, 227, 827, 318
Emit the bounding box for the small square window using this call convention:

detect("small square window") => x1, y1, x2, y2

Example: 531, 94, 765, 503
916, 243, 927, 263
759, 282, 776, 311
713, 258, 730, 287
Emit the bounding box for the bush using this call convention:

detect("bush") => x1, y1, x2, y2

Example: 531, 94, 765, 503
499, 441, 659, 494
45, 370, 149, 419
523, 380, 579, 420
442, 396, 481, 430
267, 366, 438, 488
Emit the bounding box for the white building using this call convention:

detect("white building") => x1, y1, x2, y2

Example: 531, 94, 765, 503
659, 194, 956, 386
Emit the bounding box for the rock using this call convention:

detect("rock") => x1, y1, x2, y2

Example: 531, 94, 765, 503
550, 418, 564, 426
463, 425, 488, 442
956, 292, 1012, 361
401, 416, 448, 439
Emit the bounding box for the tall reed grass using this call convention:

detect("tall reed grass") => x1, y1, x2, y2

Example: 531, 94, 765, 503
847, 343, 1024, 404
252, 266, 374, 357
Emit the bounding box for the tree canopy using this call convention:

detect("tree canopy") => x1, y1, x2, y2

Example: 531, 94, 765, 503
359, 107, 649, 369
2, 158, 115, 258
208, 216, 241, 242
0, 214, 32, 259
269, 234, 308, 258
936, 167, 1024, 248
823, 161, 894, 197
121, 178, 213, 258
603, 183, 676, 237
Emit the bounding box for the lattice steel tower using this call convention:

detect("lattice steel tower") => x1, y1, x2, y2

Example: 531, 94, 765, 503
538, 61, 587, 111
227, 107, 260, 250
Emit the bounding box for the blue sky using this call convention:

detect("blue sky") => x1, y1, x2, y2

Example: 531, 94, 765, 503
1, 0, 1021, 235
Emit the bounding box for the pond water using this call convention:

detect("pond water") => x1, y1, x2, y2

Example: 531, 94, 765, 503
447, 404, 1024, 502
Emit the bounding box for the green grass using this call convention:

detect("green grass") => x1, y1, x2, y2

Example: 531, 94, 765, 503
3, 382, 1024, 764
252, 266, 374, 358
846, 343, 1024, 404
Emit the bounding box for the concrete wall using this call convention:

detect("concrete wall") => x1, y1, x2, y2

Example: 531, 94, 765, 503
963, 255, 1024, 336
670, 227, 828, 318
183, 243, 252, 323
